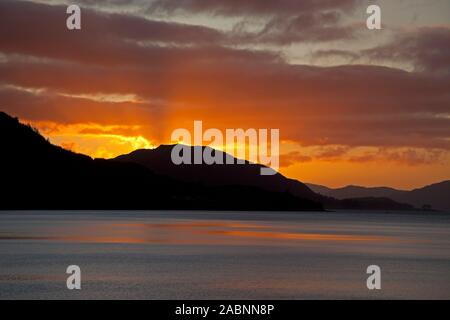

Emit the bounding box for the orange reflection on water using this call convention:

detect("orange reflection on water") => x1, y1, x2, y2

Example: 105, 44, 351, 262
207, 230, 386, 242
108, 220, 390, 244
0, 220, 393, 245
118, 221, 272, 230
0, 236, 153, 244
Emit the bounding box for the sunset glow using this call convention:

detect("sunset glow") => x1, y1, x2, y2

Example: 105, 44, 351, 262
1, 0, 449, 189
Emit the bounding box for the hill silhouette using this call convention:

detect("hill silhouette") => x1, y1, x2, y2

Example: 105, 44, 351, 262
394, 181, 450, 211
113, 146, 417, 211
307, 181, 450, 211
307, 183, 399, 199
0, 111, 322, 211
1, 111, 434, 212
114, 145, 318, 201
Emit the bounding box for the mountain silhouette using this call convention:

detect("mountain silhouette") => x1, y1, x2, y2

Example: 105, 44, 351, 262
1, 111, 439, 212
113, 145, 319, 201
394, 181, 450, 211
307, 183, 399, 199
0, 111, 322, 211
113, 146, 418, 211
307, 181, 450, 211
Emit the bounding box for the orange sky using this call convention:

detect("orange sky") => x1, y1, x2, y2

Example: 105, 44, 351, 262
26, 118, 449, 190
1, 0, 449, 190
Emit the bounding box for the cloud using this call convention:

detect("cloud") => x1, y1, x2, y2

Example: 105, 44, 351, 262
364, 27, 450, 74
281, 151, 313, 168
281, 146, 449, 168
281, 146, 351, 167
148, 0, 362, 45
347, 148, 448, 166
27, 119, 154, 159
1, 60, 449, 151
148, 0, 360, 17
311, 49, 360, 62
0, 0, 449, 155
0, 0, 232, 67
311, 26, 450, 73
232, 11, 358, 45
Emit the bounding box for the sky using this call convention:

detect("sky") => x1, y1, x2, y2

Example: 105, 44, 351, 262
0, 0, 449, 189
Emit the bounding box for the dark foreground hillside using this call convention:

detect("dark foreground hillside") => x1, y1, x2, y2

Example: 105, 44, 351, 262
0, 112, 323, 211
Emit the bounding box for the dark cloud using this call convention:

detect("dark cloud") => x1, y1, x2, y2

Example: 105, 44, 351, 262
281, 146, 351, 168
348, 148, 447, 166
364, 27, 450, 74
312, 26, 450, 73
1, 58, 449, 150
282, 146, 447, 167
233, 11, 358, 45
0, 0, 289, 75
0, 0, 229, 67
149, 0, 360, 16
149, 0, 362, 45
0, 0, 449, 153
312, 49, 360, 62
0, 85, 159, 125
281, 151, 313, 168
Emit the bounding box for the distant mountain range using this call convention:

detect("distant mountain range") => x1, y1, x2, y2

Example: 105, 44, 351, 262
112, 147, 417, 211
307, 181, 450, 211
1, 111, 447, 212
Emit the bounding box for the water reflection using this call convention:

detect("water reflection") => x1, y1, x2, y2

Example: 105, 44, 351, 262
1, 211, 449, 299
0, 219, 393, 245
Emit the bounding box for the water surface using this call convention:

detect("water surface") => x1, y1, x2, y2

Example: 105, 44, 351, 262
0, 210, 449, 299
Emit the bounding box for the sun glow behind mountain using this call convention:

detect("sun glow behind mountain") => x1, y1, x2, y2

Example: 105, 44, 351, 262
0, 0, 449, 189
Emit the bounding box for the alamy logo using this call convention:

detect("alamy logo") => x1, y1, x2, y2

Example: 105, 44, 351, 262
366, 265, 381, 290
66, 265, 81, 290
171, 121, 279, 176
366, 5, 382, 30
66, 5, 81, 30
